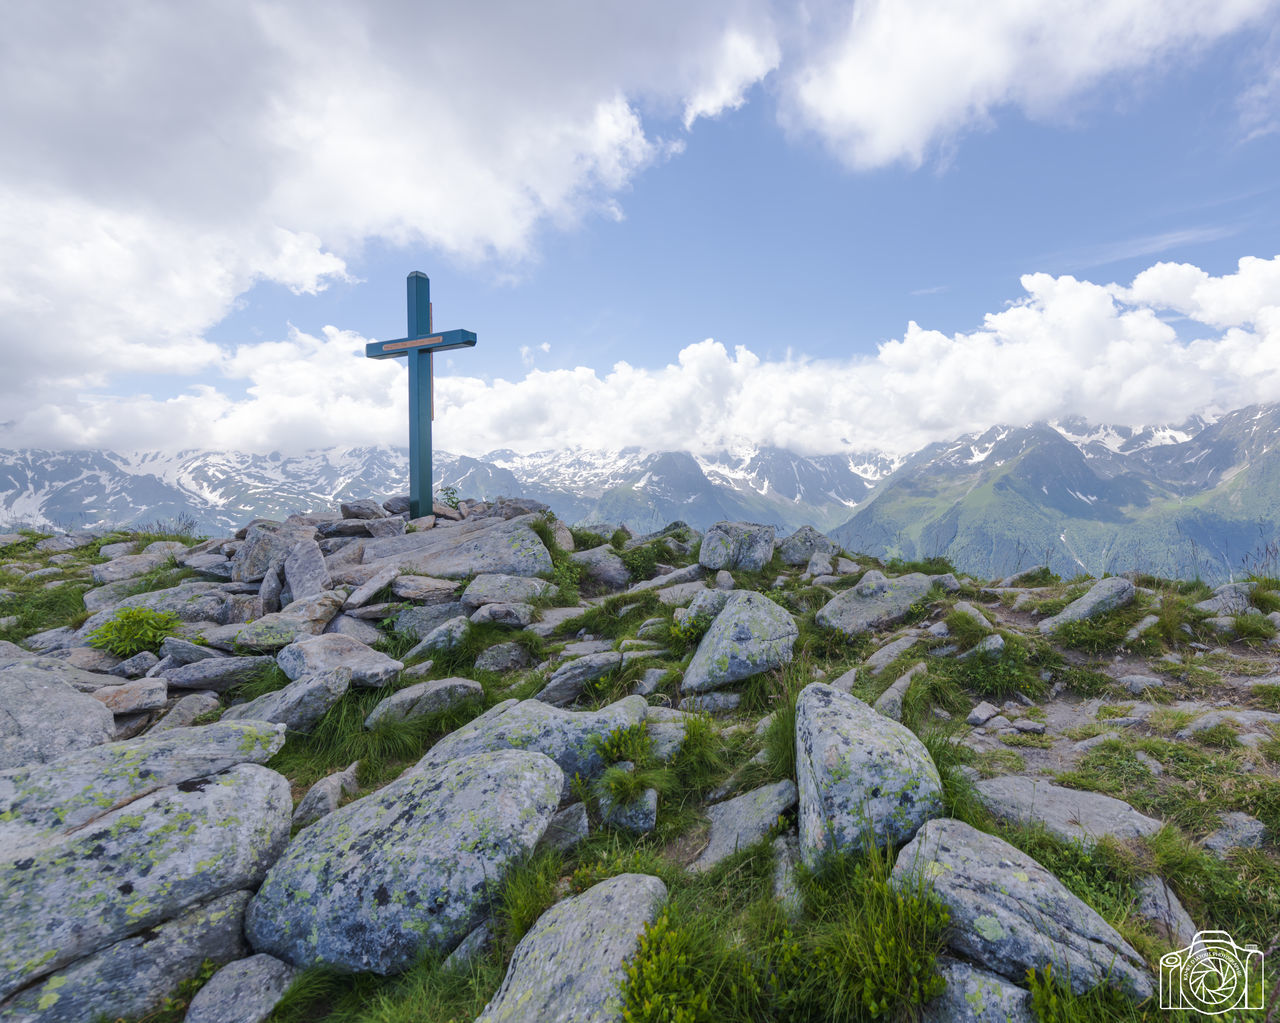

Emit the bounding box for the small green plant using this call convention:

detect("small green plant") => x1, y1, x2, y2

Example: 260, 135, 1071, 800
620, 910, 713, 1023
1233, 611, 1278, 645
87, 606, 182, 657
569, 526, 608, 549
618, 543, 663, 581
436, 484, 460, 510
669, 609, 714, 649
595, 723, 653, 765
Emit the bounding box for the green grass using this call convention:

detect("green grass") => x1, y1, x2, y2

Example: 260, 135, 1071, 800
883, 555, 956, 576
927, 632, 1050, 701
87, 606, 182, 656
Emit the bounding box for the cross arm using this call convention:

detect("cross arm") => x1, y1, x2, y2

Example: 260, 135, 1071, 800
366, 328, 477, 359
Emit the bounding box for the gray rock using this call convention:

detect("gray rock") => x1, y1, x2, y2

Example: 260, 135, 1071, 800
694, 780, 797, 872
342, 563, 399, 609
107, 649, 160, 678
0, 891, 252, 1023
892, 818, 1153, 1000
81, 578, 146, 613
921, 958, 1034, 1023
1194, 582, 1255, 616
415, 696, 648, 798
632, 667, 666, 697
341, 499, 386, 520
231, 523, 314, 583
795, 683, 942, 866
1011, 717, 1045, 734
778, 525, 838, 566
474, 641, 532, 673
184, 952, 297, 1023
292, 761, 361, 828
816, 571, 934, 637
160, 635, 225, 666
21, 626, 77, 652
90, 677, 167, 715
277, 633, 402, 688
600, 783, 658, 834
1133, 875, 1198, 948
966, 701, 999, 725
958, 633, 1005, 660
0, 763, 290, 1002
647, 719, 686, 762
245, 750, 561, 974
655, 580, 708, 606
626, 562, 705, 593
323, 612, 386, 645
203, 592, 345, 651
864, 632, 921, 675
772, 833, 802, 920
89, 542, 187, 585
366, 517, 405, 538
406, 615, 470, 657
681, 691, 741, 715
1039, 576, 1135, 634
164, 654, 278, 692
570, 544, 632, 590
536, 801, 589, 854
1119, 673, 1163, 695
682, 590, 797, 693
476, 874, 666, 1023
1124, 614, 1160, 644
390, 574, 459, 602
537, 651, 622, 706
460, 573, 551, 610
364, 514, 553, 579
283, 539, 331, 600
836, 557, 860, 574
78, 581, 230, 636
873, 662, 926, 721
469, 601, 535, 627
443, 923, 493, 972
148, 690, 221, 732
951, 601, 993, 633
223, 668, 351, 732
394, 601, 468, 640
364, 677, 484, 728
0, 663, 115, 769
699, 521, 776, 572
713, 569, 735, 589
1202, 812, 1267, 857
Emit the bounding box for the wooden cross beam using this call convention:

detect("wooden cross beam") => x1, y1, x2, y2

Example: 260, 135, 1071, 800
366, 272, 476, 518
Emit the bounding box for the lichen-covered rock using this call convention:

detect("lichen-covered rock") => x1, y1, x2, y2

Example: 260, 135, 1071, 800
891, 818, 1154, 1001
223, 668, 351, 732
778, 525, 838, 566
698, 521, 776, 572
921, 958, 1035, 1023
681, 591, 797, 693
476, 874, 667, 1023
415, 696, 648, 799
815, 571, 934, 637
245, 750, 562, 974
364, 677, 483, 728
974, 776, 1161, 848
0, 891, 252, 1023
0, 663, 115, 769
1038, 576, 1135, 634
694, 780, 797, 872
536, 651, 622, 706
0, 763, 291, 1002
162, 654, 278, 691
461, 573, 551, 610
795, 683, 942, 866
184, 952, 297, 1023
393, 601, 468, 640
474, 641, 532, 673
277, 634, 401, 688
570, 544, 632, 590
203, 592, 345, 651
469, 601, 535, 627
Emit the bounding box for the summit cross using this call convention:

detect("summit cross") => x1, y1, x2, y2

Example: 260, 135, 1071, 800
366, 272, 477, 519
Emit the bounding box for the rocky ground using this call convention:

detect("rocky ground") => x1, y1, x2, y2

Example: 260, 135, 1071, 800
0, 498, 1277, 1022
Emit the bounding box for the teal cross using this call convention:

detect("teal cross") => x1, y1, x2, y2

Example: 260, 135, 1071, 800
366, 272, 476, 518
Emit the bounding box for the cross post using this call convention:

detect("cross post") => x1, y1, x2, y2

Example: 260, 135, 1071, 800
366, 272, 476, 518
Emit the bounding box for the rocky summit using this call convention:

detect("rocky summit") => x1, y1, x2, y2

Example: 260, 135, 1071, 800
0, 498, 1277, 1022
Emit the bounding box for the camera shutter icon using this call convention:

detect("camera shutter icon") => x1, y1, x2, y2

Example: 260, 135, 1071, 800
1159, 930, 1264, 1014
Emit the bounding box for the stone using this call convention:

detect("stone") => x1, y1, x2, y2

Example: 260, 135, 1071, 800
806, 551, 835, 577
323, 612, 385, 645
383, 495, 411, 515
0, 663, 115, 769
292, 761, 361, 829
1194, 582, 1255, 616
81, 578, 144, 613
1133, 875, 1198, 948
966, 701, 999, 725
159, 635, 224, 666
258, 558, 285, 613
698, 521, 776, 572
681, 692, 741, 715
1011, 717, 1045, 734
974, 776, 1162, 848
682, 591, 797, 693
443, 924, 493, 972
537, 651, 623, 706
655, 580, 708, 606
223, 668, 352, 732
0, 763, 290, 1003
99, 541, 137, 559
778, 524, 838, 566
873, 662, 926, 721
364, 677, 484, 728
627, 562, 704, 593
366, 517, 405, 538
202, 592, 345, 651
414, 696, 649, 799
921, 959, 1035, 1023
78, 581, 230, 635
184, 953, 297, 1023
393, 601, 468, 639
476, 874, 666, 1023
816, 571, 935, 637
474, 641, 532, 673
460, 573, 551, 610
231, 523, 314, 583
342, 563, 399, 609
1119, 673, 1163, 695
864, 632, 921, 675
364, 514, 553, 579
892, 818, 1153, 1000
341, 499, 386, 519
164, 654, 278, 692
694, 780, 798, 872
90, 677, 167, 715
536, 801, 589, 854
795, 683, 943, 866
21, 626, 77, 652
148, 691, 221, 732
951, 601, 993, 633
600, 783, 658, 834
772, 833, 802, 920
107, 650, 160, 678
469, 601, 535, 627
89, 542, 187, 585
958, 633, 1005, 660
570, 544, 633, 591
1039, 576, 1135, 634
0, 891, 253, 1023
1124, 614, 1160, 644
245, 750, 561, 974
390, 574, 459, 602
406, 615, 470, 657
1202, 812, 1267, 857
632, 667, 666, 697
282, 539, 332, 601
277, 633, 401, 688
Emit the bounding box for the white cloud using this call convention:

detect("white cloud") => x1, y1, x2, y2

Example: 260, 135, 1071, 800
7, 257, 1278, 457
782, 0, 1279, 168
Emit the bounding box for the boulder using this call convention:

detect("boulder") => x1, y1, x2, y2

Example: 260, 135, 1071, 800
277, 634, 401, 688
184, 953, 297, 1023
163, 654, 278, 692
78, 581, 229, 635
536, 651, 622, 706
681, 591, 797, 693
363, 677, 484, 728
778, 525, 838, 566
0, 891, 252, 1023
231, 523, 315, 583
405, 615, 470, 656
0, 663, 115, 769
292, 762, 361, 829
921, 959, 1035, 1023
107, 650, 160, 678
816, 571, 934, 637
245, 750, 561, 974
693, 780, 798, 872
340, 499, 386, 520
283, 538, 331, 600
322, 612, 385, 645
0, 763, 291, 1002
364, 514, 552, 579
202, 592, 345, 651
570, 544, 632, 590
698, 521, 776, 572
460, 573, 551, 610
795, 683, 942, 866
892, 818, 1153, 1001
1039, 577, 1135, 634
469, 601, 535, 628
89, 677, 167, 715
474, 641, 532, 673
393, 601, 468, 640
974, 776, 1162, 848
390, 575, 459, 602
476, 874, 666, 1023
223, 668, 351, 732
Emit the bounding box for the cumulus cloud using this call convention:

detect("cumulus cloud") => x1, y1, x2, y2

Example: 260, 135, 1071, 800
6, 257, 1278, 457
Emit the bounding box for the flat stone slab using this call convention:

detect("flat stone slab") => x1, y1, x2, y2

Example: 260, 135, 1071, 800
364, 514, 552, 580
1039, 576, 1135, 634
0, 662, 115, 769
163, 655, 278, 692
277, 633, 401, 688
974, 776, 1162, 847
816, 571, 935, 637
693, 780, 797, 872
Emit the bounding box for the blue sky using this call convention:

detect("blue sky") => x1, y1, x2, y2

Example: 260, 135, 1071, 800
2, 1, 1278, 456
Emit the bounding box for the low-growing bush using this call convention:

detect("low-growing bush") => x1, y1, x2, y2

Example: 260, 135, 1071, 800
87, 606, 182, 656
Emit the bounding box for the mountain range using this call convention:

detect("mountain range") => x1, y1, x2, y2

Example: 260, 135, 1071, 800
2, 402, 1277, 583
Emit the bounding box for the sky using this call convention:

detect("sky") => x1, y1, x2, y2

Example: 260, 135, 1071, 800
1, 0, 1279, 458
